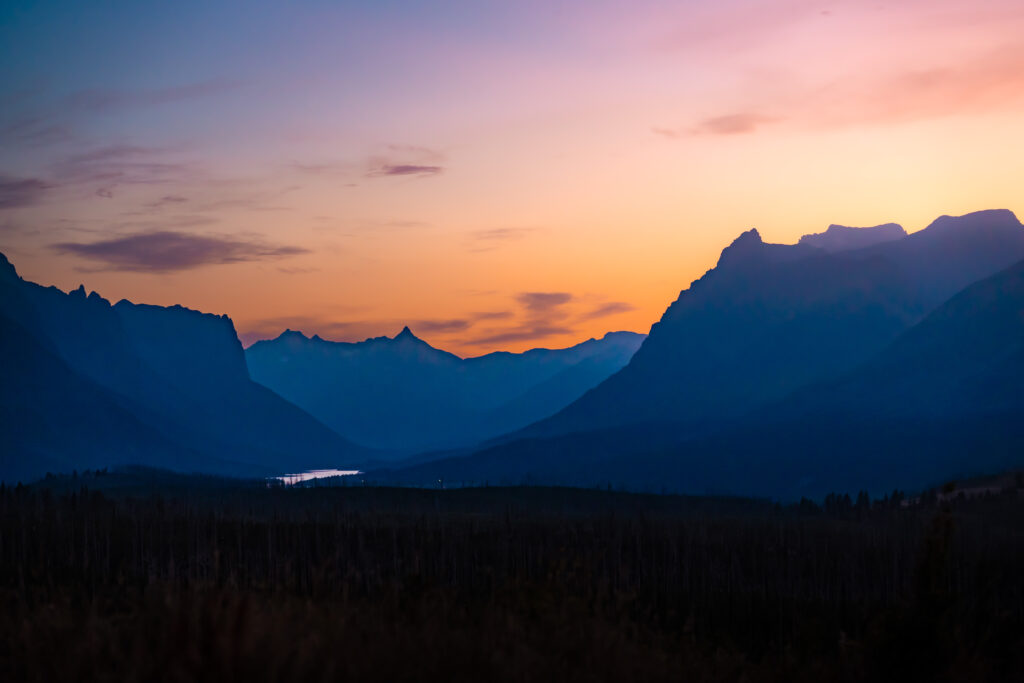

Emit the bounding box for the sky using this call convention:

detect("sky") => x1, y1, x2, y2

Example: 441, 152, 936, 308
2, 0, 1023, 355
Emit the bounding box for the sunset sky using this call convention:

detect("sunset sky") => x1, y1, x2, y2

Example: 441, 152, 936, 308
2, 0, 1023, 354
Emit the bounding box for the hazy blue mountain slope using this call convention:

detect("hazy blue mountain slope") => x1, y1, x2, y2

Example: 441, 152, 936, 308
774, 257, 1024, 418
0, 253, 369, 481
0, 309, 217, 483
245, 329, 644, 452
113, 300, 370, 469
520, 210, 1024, 439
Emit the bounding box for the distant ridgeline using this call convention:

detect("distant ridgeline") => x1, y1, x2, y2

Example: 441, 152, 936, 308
378, 210, 1024, 498
0, 250, 642, 482
5, 209, 1024, 498
246, 328, 644, 452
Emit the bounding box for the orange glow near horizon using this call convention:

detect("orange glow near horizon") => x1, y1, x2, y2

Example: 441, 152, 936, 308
2, 1, 1024, 355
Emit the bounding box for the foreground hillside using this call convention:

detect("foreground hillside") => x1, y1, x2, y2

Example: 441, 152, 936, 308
2, 473, 1022, 682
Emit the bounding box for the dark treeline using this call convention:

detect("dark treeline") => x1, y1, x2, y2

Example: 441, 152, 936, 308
1, 473, 1023, 682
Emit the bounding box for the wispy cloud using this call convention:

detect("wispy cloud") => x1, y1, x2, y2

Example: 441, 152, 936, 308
465, 227, 537, 252
692, 112, 777, 135
576, 301, 635, 322
0, 117, 73, 148
293, 145, 446, 182
651, 126, 681, 139
277, 266, 320, 275
471, 310, 514, 321
50, 144, 193, 188
654, 112, 777, 138
50, 230, 308, 272
467, 291, 576, 347
147, 194, 188, 209
366, 144, 446, 179
385, 144, 443, 158
367, 164, 443, 178
660, 42, 1024, 138
414, 318, 472, 334
63, 79, 242, 113
291, 162, 351, 176
0, 175, 51, 209
467, 325, 574, 347
516, 291, 573, 314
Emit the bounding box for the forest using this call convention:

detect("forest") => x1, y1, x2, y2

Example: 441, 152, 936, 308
1, 468, 1022, 682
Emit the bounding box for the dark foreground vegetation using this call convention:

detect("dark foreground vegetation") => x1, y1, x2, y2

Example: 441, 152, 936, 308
2, 469, 1023, 682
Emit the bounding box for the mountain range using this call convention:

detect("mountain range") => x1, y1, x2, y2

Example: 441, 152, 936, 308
245, 327, 644, 452
377, 210, 1024, 497
0, 252, 643, 480
4, 208, 1024, 498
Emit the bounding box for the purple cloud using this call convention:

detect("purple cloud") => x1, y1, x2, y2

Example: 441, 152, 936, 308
292, 162, 350, 175
471, 310, 514, 321
277, 266, 320, 275
368, 164, 443, 177
516, 291, 573, 313
51, 144, 191, 187
472, 228, 533, 241
385, 144, 443, 159
468, 325, 574, 346
466, 227, 537, 252
692, 112, 777, 135
50, 230, 308, 272
148, 195, 188, 208
64, 79, 243, 112
0, 117, 73, 148
413, 318, 472, 334
0, 175, 50, 209
466, 292, 576, 346
577, 301, 635, 322
651, 126, 681, 139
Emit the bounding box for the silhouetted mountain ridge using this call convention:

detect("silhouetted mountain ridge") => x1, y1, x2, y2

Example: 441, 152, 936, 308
378, 211, 1024, 498
798, 223, 907, 252
518, 209, 1024, 439
0, 254, 371, 482
246, 327, 645, 452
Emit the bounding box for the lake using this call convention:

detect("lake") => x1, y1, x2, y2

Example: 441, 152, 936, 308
275, 469, 362, 485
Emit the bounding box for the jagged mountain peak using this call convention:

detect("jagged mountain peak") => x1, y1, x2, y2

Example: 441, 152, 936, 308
394, 325, 417, 341
713, 228, 765, 268
278, 328, 309, 341
706, 227, 818, 280
728, 228, 763, 249
0, 251, 18, 279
